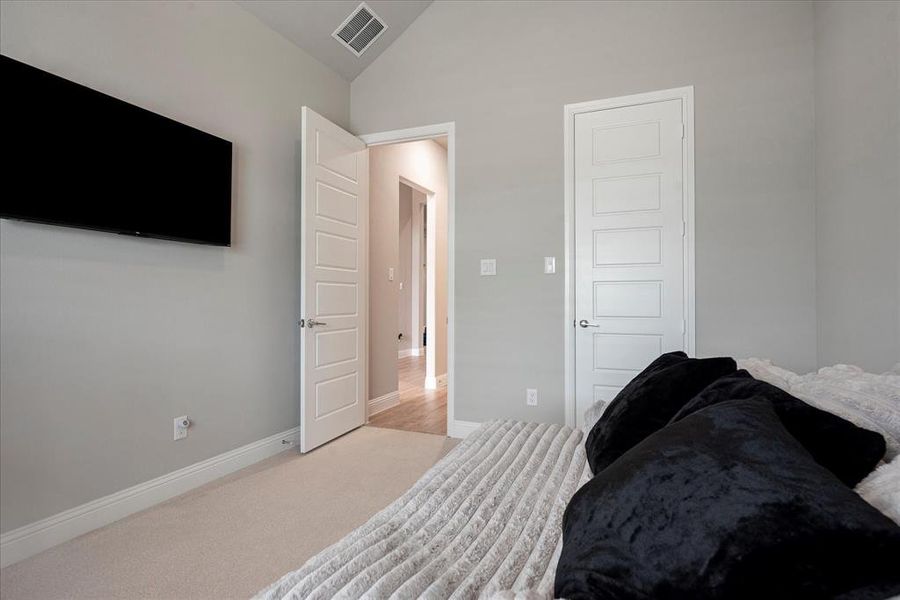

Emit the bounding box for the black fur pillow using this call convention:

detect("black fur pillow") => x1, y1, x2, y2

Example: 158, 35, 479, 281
670, 370, 885, 486
584, 352, 736, 474
557, 400, 900, 600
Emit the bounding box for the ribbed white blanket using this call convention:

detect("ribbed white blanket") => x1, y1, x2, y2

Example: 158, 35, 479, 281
256, 420, 588, 600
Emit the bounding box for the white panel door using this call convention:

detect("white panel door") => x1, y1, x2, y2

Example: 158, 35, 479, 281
300, 107, 368, 452
575, 99, 686, 424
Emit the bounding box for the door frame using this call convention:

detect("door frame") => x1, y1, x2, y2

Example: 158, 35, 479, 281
563, 86, 695, 428
407, 182, 426, 361
358, 122, 459, 437
399, 175, 439, 389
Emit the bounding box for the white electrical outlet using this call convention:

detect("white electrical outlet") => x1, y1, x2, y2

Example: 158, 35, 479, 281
388, 267, 395, 281
526, 388, 538, 406
174, 415, 190, 441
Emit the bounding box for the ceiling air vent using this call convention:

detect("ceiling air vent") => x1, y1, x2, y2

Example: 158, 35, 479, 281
333, 2, 388, 57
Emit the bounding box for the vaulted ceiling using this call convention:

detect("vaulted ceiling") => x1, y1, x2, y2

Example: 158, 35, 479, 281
236, 1, 432, 81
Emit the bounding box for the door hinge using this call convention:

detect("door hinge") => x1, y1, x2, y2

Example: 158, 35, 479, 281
680, 123, 685, 139
681, 319, 686, 335
681, 221, 686, 237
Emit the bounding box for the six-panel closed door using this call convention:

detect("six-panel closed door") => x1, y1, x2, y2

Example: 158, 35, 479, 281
575, 99, 687, 425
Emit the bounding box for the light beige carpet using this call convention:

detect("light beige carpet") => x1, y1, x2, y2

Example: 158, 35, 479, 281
0, 426, 458, 600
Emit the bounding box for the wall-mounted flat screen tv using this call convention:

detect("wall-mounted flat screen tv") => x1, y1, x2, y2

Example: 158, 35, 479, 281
0, 55, 233, 246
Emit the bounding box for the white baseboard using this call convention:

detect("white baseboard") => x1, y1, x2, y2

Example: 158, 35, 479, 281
448, 419, 481, 439
368, 390, 400, 416
424, 372, 447, 390
0, 425, 300, 568
398, 347, 423, 359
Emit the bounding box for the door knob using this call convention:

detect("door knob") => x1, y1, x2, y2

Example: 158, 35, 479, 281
578, 319, 600, 328
306, 319, 327, 328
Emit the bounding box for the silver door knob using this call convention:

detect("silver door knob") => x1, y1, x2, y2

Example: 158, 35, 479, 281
307, 319, 327, 328
578, 319, 600, 328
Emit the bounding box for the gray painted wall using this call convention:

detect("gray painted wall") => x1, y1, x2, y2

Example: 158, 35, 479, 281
815, 1, 900, 372
4, 0, 895, 538
0, 0, 349, 533
352, 0, 818, 424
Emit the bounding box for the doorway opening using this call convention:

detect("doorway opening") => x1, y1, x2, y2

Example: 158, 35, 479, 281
365, 135, 450, 436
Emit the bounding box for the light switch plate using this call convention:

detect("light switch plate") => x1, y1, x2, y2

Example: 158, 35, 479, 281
480, 259, 497, 276
544, 257, 556, 274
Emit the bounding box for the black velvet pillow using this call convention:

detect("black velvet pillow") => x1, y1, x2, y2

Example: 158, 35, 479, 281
670, 370, 885, 487
585, 351, 736, 474
556, 400, 900, 600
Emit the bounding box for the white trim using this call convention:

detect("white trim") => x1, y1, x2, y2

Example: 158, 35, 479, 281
0, 426, 301, 568
423, 372, 447, 391
563, 86, 696, 428
360, 122, 454, 146
448, 419, 480, 439
359, 122, 456, 434
398, 347, 422, 359
368, 390, 401, 416
399, 176, 438, 388
410, 195, 425, 363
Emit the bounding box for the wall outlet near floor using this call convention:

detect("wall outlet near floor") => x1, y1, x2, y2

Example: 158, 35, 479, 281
174, 415, 191, 441
526, 388, 538, 406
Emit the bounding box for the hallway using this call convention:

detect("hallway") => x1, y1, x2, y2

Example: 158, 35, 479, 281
368, 355, 447, 435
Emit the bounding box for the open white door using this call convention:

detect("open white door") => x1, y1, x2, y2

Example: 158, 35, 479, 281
300, 107, 368, 453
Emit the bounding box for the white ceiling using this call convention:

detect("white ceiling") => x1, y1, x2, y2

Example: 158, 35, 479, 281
237, 0, 432, 81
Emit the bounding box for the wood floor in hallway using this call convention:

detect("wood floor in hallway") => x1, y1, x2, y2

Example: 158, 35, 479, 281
368, 355, 447, 435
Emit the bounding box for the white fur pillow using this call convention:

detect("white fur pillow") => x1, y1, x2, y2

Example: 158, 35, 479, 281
736, 357, 799, 391
581, 400, 609, 434
790, 366, 900, 461
855, 458, 900, 525
738, 359, 900, 461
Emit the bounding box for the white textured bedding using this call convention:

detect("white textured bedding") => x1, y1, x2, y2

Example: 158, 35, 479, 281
256, 420, 588, 600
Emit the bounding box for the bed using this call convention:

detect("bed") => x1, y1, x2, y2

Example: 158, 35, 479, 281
256, 359, 900, 600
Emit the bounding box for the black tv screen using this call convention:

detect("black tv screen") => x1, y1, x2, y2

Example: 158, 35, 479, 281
0, 55, 232, 246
